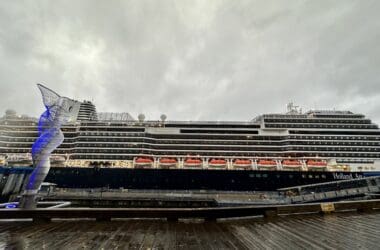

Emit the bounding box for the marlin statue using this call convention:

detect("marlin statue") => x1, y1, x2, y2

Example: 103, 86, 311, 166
20, 84, 79, 209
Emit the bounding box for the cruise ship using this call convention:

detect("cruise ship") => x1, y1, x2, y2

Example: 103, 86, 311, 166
0, 101, 379, 191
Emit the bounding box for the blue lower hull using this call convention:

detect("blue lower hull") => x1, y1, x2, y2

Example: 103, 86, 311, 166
1, 166, 379, 192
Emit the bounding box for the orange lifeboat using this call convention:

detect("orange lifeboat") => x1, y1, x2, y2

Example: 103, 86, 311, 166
159, 157, 177, 168
257, 159, 277, 169
134, 157, 154, 168
184, 158, 202, 168
209, 158, 227, 168
282, 159, 302, 170
307, 160, 327, 170
233, 159, 252, 169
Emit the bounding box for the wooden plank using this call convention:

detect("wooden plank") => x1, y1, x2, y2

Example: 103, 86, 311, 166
0, 212, 380, 249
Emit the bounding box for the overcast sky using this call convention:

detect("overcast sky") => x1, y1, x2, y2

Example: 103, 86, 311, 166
0, 0, 379, 123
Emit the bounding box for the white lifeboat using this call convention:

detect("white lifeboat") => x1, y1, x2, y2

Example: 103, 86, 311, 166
184, 158, 203, 168
282, 159, 302, 170
306, 160, 327, 170
208, 159, 227, 168
257, 159, 277, 170
134, 157, 154, 168
159, 158, 177, 168
232, 159, 252, 169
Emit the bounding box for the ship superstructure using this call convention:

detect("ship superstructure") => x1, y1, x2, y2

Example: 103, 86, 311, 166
1, 101, 379, 173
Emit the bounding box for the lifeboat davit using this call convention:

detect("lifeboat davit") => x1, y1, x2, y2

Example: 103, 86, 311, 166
159, 158, 177, 168
307, 160, 327, 170
184, 158, 202, 168
257, 159, 277, 169
282, 159, 302, 170
232, 159, 252, 169
134, 157, 154, 168
209, 158, 227, 168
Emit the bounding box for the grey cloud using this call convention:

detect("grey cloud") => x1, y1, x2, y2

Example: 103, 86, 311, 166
0, 0, 379, 124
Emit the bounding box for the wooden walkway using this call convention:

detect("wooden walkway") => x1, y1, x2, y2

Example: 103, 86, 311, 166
0, 212, 379, 249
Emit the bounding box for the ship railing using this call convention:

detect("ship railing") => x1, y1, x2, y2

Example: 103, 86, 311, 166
154, 120, 256, 125
78, 120, 258, 126
279, 176, 380, 195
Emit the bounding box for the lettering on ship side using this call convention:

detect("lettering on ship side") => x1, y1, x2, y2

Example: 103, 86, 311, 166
332, 173, 364, 180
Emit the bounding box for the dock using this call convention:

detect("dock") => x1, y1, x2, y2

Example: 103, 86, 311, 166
0, 199, 379, 222
1, 211, 379, 249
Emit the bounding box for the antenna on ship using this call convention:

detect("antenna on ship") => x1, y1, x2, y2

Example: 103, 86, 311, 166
138, 113, 145, 123
286, 102, 301, 114
160, 114, 167, 127
160, 114, 167, 122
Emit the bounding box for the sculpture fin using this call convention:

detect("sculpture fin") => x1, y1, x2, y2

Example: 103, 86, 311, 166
37, 83, 61, 109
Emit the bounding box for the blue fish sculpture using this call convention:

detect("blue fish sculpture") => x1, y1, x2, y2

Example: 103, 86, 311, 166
20, 84, 79, 209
